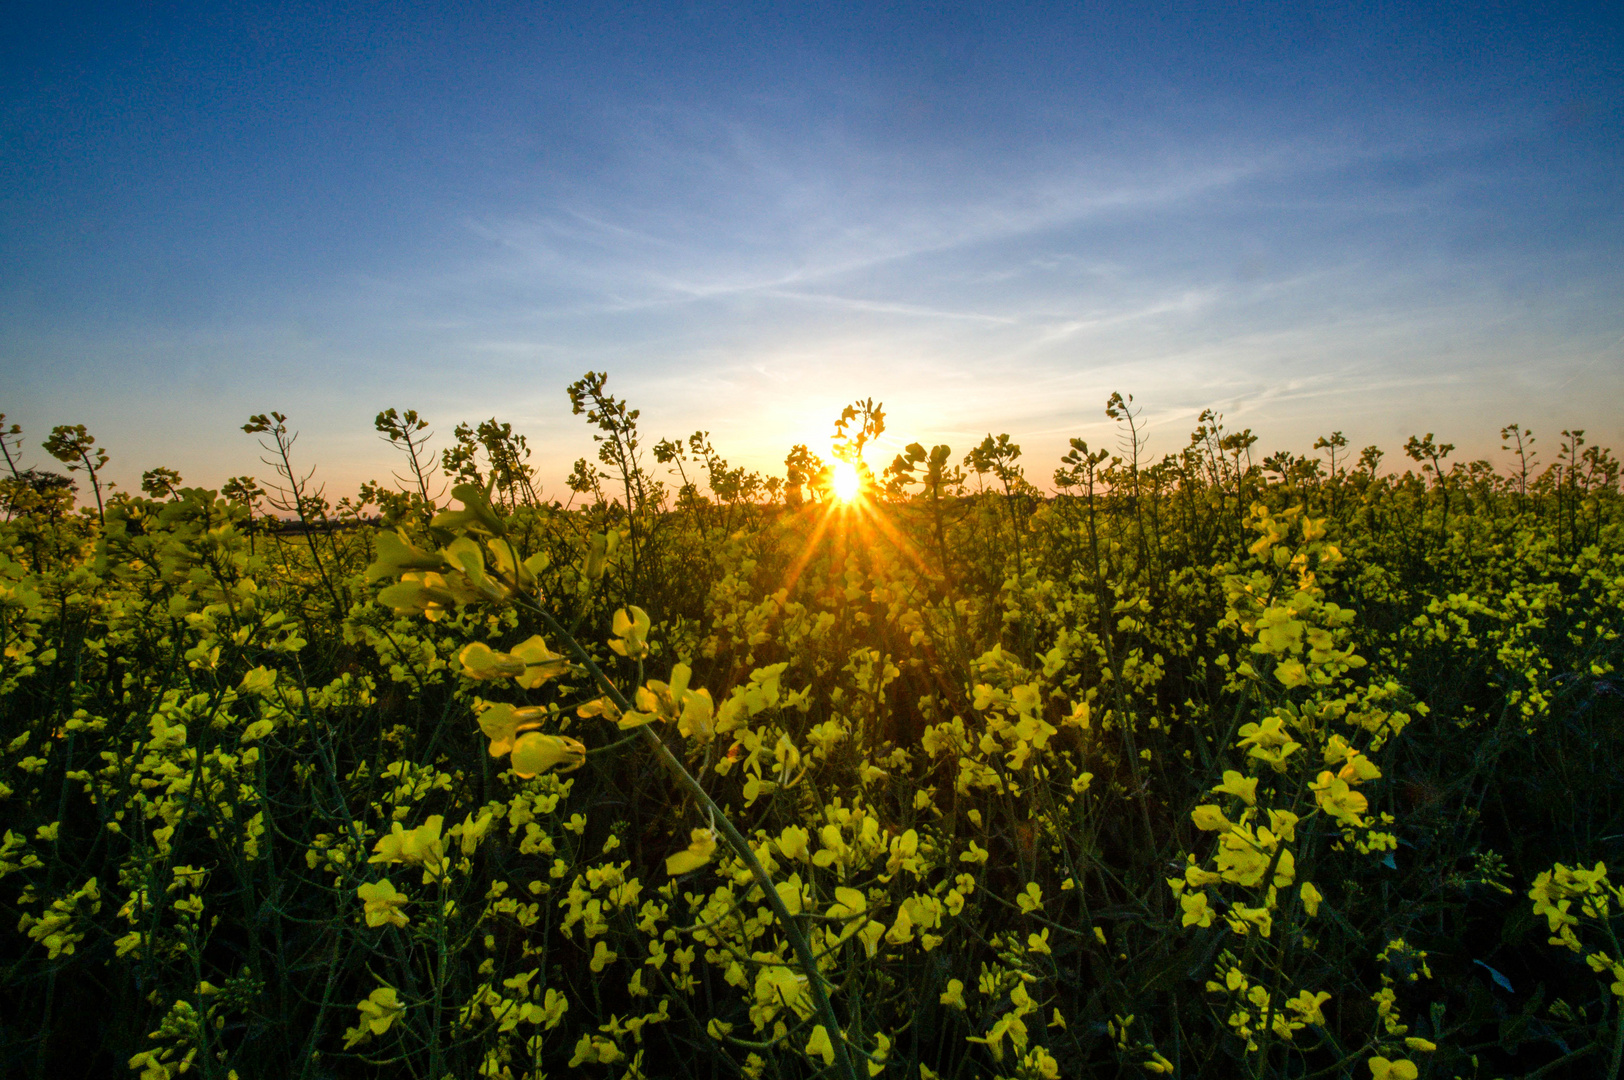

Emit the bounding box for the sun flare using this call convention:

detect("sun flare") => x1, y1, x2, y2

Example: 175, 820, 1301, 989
831, 459, 862, 502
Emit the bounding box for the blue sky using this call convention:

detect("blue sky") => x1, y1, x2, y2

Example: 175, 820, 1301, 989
2, 1, 1620, 498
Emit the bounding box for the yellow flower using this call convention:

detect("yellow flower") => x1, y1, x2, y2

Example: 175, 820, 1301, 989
365, 528, 446, 582
1211, 770, 1258, 805
1225, 902, 1272, 937
458, 641, 526, 680
1300, 882, 1322, 917
540, 987, 568, 1029
357, 987, 403, 1034
1274, 658, 1308, 687
357, 879, 409, 928
1180, 891, 1216, 928
1285, 990, 1331, 1027
1030, 1046, 1062, 1078
1216, 842, 1270, 887
569, 1033, 624, 1066
805, 1025, 836, 1066
867, 1032, 892, 1077
459, 636, 567, 687
859, 762, 889, 786
342, 986, 405, 1048
1237, 715, 1303, 769
1310, 772, 1369, 825
939, 979, 967, 1010
1254, 609, 1305, 653
577, 696, 623, 725
589, 940, 618, 973
508, 634, 569, 689
777, 825, 810, 861
828, 886, 868, 921
1272, 847, 1296, 888
401, 817, 445, 864
677, 686, 716, 743
1367, 1058, 1418, 1080
509, 732, 586, 778
1237, 714, 1295, 749
885, 906, 915, 946
1191, 805, 1233, 832
775, 874, 805, 916
371, 817, 447, 882
427, 480, 504, 533
1403, 1038, 1437, 1053
755, 963, 810, 1016
665, 828, 718, 876
966, 1013, 1026, 1062
1338, 752, 1383, 785
376, 572, 457, 620
739, 776, 777, 809
609, 606, 651, 658
615, 705, 656, 730
474, 704, 545, 753
1267, 808, 1300, 842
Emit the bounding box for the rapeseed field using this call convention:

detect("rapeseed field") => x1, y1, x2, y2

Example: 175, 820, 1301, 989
1, 378, 1620, 1080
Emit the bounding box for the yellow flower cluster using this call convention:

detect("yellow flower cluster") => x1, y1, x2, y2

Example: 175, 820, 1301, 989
1531, 862, 1624, 997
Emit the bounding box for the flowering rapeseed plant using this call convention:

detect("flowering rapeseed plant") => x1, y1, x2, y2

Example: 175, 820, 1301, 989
0, 386, 1619, 1079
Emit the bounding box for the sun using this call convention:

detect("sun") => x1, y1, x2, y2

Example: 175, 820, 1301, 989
830, 459, 861, 502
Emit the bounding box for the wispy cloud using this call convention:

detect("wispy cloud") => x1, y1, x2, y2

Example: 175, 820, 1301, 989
280, 97, 1619, 495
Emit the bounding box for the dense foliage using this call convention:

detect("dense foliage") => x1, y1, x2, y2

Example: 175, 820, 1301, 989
0, 385, 1621, 1080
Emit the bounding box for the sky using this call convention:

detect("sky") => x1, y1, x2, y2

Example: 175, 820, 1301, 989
2, 0, 1621, 500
